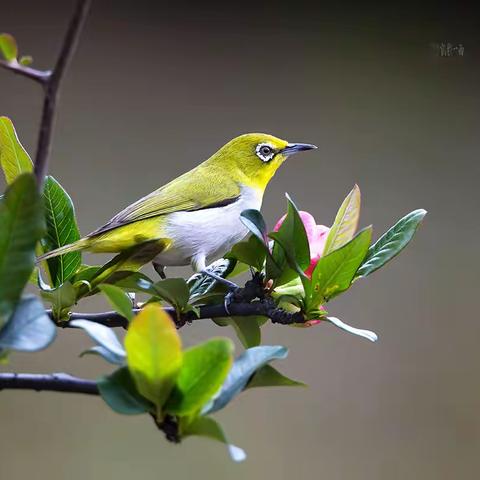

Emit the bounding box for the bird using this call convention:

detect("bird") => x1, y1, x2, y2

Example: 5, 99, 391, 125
38, 133, 317, 286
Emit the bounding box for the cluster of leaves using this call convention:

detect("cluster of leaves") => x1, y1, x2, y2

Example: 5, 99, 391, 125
0, 33, 33, 66
0, 115, 425, 460
71, 304, 302, 460
228, 186, 426, 337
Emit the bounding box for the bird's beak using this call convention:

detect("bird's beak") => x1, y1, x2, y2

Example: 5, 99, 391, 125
282, 143, 318, 156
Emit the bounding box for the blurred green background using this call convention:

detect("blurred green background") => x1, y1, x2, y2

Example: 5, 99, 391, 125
1, 1, 479, 478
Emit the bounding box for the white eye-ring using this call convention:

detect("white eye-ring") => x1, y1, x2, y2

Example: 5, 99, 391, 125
256, 143, 276, 162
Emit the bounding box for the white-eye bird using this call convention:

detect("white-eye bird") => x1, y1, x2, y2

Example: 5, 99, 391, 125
38, 133, 317, 283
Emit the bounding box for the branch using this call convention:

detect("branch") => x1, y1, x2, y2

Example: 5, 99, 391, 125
0, 372, 98, 395
34, 0, 92, 188
51, 298, 305, 329
0, 372, 178, 441
0, 59, 50, 84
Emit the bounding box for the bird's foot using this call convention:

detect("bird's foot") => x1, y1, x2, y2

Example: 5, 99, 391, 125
223, 272, 266, 315
200, 269, 239, 315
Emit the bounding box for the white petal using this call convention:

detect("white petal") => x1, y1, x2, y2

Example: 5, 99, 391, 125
326, 316, 378, 342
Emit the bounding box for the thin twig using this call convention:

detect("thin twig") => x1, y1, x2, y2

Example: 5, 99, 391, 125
0, 372, 98, 395
0, 59, 50, 84
33, 0, 92, 188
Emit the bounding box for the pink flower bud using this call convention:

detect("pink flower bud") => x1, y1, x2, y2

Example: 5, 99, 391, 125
274, 211, 330, 279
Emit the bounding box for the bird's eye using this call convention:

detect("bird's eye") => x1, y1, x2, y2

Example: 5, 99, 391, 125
261, 146, 272, 156
256, 143, 275, 162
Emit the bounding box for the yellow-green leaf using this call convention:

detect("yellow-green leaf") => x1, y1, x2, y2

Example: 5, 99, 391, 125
0, 34, 17, 62
323, 185, 361, 256
0, 117, 33, 185
124, 304, 182, 411
311, 226, 372, 305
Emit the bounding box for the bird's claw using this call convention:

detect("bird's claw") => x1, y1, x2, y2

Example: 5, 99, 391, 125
224, 286, 240, 315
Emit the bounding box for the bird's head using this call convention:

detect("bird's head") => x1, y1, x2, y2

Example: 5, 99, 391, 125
209, 133, 317, 191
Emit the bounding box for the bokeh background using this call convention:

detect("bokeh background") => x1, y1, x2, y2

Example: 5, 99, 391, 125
1, 1, 479, 478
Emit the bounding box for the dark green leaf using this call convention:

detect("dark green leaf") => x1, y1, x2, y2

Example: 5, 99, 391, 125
310, 226, 372, 305
153, 278, 190, 310
99, 284, 134, 321
98, 366, 153, 415
227, 236, 265, 271
165, 338, 234, 416
0, 34, 17, 62
0, 174, 44, 326
356, 209, 427, 278
202, 345, 288, 415
247, 365, 306, 389
240, 209, 282, 279
240, 209, 268, 243
0, 117, 32, 184
271, 194, 310, 272
70, 319, 126, 363
42, 176, 81, 287
0, 295, 56, 351
183, 416, 246, 462
218, 316, 265, 348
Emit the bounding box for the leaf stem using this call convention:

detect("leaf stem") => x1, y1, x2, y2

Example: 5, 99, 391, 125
0, 59, 51, 84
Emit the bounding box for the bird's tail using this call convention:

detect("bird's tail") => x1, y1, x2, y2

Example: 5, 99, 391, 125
37, 238, 90, 263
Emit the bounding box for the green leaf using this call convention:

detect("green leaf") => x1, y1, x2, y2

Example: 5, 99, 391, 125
240, 209, 282, 279
247, 365, 306, 389
0, 295, 56, 351
153, 278, 190, 310
356, 209, 427, 278
124, 304, 182, 412
227, 235, 266, 271
310, 226, 372, 305
42, 176, 81, 287
0, 117, 33, 185
183, 416, 246, 462
323, 184, 361, 255
240, 209, 268, 243
202, 345, 288, 415
271, 194, 310, 272
98, 366, 153, 415
40, 281, 76, 321
99, 284, 134, 321
70, 319, 126, 364
19, 55, 32, 66
165, 338, 234, 416
0, 174, 44, 326
0, 34, 17, 62
226, 316, 265, 348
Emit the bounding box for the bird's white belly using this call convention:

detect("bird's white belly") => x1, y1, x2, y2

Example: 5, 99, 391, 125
155, 186, 262, 270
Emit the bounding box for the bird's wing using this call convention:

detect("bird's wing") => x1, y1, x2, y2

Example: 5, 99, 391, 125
89, 166, 241, 237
